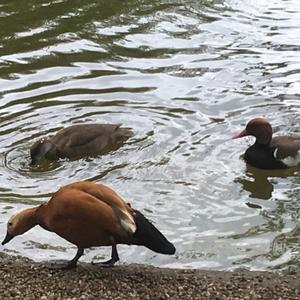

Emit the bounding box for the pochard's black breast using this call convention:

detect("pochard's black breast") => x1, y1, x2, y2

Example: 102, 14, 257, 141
244, 143, 287, 169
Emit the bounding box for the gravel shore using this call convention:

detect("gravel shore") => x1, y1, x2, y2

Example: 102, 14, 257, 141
0, 256, 299, 300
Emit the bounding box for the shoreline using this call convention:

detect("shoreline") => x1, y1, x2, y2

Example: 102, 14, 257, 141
0, 256, 300, 299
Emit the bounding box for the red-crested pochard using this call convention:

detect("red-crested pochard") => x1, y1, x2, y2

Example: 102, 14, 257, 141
2, 181, 175, 269
233, 117, 300, 169
30, 124, 133, 165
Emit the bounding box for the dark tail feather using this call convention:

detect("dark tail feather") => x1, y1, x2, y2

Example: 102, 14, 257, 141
131, 210, 176, 255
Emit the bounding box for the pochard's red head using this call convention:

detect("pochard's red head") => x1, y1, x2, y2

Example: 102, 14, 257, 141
233, 117, 273, 145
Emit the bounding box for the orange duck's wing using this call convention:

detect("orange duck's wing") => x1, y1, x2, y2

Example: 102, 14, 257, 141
62, 181, 136, 234
40, 188, 132, 248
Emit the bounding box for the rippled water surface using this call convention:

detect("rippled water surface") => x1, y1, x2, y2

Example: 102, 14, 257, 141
0, 0, 300, 271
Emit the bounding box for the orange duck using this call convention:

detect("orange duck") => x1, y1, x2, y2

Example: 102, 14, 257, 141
30, 124, 133, 165
2, 181, 175, 269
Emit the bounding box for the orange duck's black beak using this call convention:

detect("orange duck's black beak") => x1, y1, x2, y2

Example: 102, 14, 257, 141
2, 232, 14, 245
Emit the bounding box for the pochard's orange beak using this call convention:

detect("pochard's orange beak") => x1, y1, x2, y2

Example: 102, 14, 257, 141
232, 129, 249, 139
2, 232, 14, 245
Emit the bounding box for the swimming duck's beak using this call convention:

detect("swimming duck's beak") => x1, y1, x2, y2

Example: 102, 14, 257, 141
232, 129, 248, 139
30, 140, 53, 167
30, 158, 37, 167
2, 232, 15, 245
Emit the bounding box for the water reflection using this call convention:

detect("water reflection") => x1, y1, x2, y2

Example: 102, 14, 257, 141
236, 165, 274, 200
236, 164, 299, 200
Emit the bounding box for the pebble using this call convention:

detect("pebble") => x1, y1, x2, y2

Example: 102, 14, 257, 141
0, 258, 300, 300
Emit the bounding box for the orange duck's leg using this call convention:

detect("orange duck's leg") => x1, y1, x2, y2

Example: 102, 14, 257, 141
92, 244, 119, 267
48, 247, 84, 270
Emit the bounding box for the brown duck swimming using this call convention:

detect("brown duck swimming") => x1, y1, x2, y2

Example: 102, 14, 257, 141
30, 124, 133, 164
233, 117, 300, 169
2, 181, 175, 269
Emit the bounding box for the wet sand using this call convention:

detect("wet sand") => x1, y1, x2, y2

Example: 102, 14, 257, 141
0, 256, 299, 300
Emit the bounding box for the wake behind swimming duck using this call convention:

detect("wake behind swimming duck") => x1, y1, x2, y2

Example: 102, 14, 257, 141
30, 124, 133, 165
2, 181, 175, 269
233, 117, 300, 169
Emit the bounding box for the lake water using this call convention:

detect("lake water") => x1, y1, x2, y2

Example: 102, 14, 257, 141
0, 0, 300, 271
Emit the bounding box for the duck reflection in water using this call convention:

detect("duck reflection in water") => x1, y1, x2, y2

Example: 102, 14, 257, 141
235, 164, 299, 202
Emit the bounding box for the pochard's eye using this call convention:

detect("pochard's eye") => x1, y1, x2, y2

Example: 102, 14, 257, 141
8, 222, 13, 227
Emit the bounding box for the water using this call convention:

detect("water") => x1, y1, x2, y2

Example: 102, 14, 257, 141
0, 0, 300, 271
